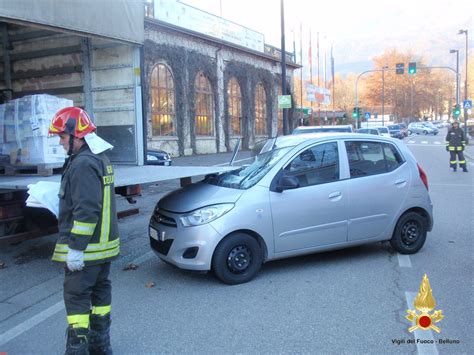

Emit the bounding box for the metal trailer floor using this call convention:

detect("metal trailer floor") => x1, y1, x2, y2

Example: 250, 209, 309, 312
0, 165, 231, 190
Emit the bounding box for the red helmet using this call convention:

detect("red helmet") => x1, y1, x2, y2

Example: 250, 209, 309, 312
49, 107, 96, 138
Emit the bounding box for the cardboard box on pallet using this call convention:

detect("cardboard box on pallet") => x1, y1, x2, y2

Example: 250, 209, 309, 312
0, 94, 72, 166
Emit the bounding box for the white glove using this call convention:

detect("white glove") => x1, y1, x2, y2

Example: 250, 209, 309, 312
67, 249, 85, 272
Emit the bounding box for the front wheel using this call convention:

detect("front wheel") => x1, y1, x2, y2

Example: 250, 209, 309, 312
423, 130, 428, 135
390, 212, 427, 254
212, 233, 263, 285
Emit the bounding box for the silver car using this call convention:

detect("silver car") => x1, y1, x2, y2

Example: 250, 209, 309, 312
149, 133, 433, 284
408, 122, 439, 135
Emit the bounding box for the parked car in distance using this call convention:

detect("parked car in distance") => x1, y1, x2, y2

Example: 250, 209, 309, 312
398, 122, 408, 137
408, 122, 439, 135
292, 125, 353, 134
149, 133, 433, 285
356, 128, 380, 135
147, 149, 172, 165
375, 126, 391, 137
387, 124, 404, 139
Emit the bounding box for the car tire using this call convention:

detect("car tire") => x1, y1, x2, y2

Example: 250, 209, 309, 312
390, 212, 427, 254
423, 130, 428, 135
212, 233, 263, 285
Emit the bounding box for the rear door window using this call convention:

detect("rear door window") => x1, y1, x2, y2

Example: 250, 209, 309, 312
345, 141, 404, 177
284, 142, 339, 187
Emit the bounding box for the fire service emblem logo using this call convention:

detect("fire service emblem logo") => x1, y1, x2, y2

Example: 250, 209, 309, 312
406, 274, 444, 333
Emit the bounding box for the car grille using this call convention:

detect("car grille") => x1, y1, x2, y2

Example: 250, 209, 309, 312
150, 237, 173, 256
153, 212, 177, 227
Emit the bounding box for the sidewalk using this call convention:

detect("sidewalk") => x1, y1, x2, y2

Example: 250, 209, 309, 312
464, 142, 474, 160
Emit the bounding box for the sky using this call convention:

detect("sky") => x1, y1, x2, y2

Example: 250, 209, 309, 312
180, 0, 473, 75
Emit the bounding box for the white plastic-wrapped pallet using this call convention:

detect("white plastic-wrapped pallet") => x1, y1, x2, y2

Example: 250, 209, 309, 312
0, 94, 72, 165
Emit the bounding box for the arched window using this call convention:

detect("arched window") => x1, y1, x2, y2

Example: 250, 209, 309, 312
150, 64, 175, 136
255, 83, 267, 135
195, 72, 214, 136
227, 77, 242, 136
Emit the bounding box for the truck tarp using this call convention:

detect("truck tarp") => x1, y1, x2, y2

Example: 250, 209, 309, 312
0, 0, 144, 44
0, 165, 231, 190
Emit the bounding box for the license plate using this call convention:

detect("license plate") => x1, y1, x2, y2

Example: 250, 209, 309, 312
149, 227, 159, 240
164, 161, 170, 166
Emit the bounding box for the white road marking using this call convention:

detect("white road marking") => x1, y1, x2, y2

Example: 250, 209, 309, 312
0, 249, 156, 346
421, 141, 428, 144
397, 253, 412, 267
434, 142, 441, 144
405, 292, 439, 355
408, 140, 416, 144
0, 301, 64, 346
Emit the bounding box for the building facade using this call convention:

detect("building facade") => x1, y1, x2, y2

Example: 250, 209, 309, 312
144, 19, 298, 156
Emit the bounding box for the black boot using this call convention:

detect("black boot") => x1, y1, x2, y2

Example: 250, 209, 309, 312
463, 167, 468, 172
89, 314, 113, 355
65, 327, 89, 355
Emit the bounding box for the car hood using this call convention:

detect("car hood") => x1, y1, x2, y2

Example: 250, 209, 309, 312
158, 182, 244, 213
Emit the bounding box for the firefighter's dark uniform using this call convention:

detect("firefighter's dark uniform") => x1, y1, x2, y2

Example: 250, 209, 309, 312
445, 124, 467, 171
52, 144, 119, 353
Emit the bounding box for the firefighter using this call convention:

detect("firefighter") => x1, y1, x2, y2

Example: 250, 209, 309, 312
49, 107, 119, 355
445, 120, 468, 172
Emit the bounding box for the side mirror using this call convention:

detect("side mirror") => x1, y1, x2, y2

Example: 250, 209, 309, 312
275, 175, 299, 192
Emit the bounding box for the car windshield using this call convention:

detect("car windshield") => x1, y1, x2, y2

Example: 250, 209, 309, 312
388, 125, 400, 130
203, 147, 292, 190
377, 127, 389, 133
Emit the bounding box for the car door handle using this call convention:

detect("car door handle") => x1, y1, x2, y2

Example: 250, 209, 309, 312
394, 179, 407, 187
329, 191, 342, 199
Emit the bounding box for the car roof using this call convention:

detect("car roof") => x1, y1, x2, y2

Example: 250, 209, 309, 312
263, 132, 397, 151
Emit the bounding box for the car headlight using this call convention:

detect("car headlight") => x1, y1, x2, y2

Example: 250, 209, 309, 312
180, 203, 234, 227
147, 154, 158, 161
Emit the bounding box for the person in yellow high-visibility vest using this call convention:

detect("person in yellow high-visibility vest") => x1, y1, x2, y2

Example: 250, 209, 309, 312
445, 120, 468, 172
49, 107, 119, 355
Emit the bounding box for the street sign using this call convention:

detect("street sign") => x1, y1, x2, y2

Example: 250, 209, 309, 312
463, 100, 472, 109
364, 112, 371, 119
278, 95, 292, 109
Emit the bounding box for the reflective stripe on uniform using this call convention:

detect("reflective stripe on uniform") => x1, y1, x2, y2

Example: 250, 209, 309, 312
456, 146, 463, 151
449, 146, 455, 151
52, 239, 120, 262
67, 314, 89, 328
92, 305, 111, 316
458, 160, 466, 164
71, 220, 96, 236
450, 160, 457, 164
100, 186, 111, 244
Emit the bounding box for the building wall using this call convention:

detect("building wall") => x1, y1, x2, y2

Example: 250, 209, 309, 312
144, 22, 295, 156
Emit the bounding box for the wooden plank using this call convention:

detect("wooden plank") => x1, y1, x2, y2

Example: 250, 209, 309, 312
0, 163, 63, 177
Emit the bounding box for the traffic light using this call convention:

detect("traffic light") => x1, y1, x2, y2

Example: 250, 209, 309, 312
352, 107, 360, 118
408, 62, 417, 75
396, 63, 404, 75
453, 104, 461, 118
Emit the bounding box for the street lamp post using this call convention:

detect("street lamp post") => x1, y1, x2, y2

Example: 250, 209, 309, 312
458, 29, 468, 136
450, 49, 460, 110
382, 65, 388, 126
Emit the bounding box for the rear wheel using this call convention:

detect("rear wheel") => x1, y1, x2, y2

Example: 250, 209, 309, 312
212, 233, 263, 285
390, 212, 427, 254
423, 130, 428, 135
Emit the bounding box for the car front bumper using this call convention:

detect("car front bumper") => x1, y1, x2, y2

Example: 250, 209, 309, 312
149, 214, 222, 271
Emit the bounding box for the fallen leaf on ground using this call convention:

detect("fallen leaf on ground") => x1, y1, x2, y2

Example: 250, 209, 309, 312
145, 281, 155, 288
123, 263, 138, 271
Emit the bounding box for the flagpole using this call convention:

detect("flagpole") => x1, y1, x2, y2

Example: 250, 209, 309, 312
317, 31, 320, 125
300, 22, 303, 126
331, 44, 335, 123
309, 28, 313, 125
